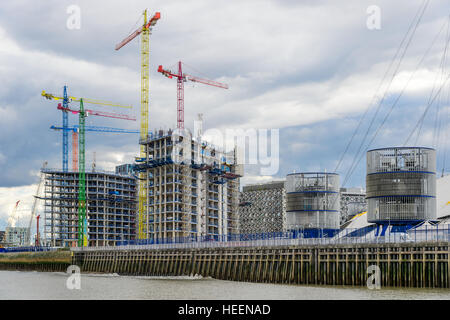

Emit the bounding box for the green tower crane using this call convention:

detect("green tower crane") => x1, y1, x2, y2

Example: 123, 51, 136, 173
42, 90, 134, 247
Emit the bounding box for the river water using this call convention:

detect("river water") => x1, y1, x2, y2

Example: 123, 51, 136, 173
0, 270, 449, 300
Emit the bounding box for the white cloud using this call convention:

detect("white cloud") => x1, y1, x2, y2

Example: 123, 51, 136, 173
0, 184, 38, 230
240, 175, 282, 188
0, 0, 449, 229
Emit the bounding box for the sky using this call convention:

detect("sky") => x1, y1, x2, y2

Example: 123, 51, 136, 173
1, 0, 450, 230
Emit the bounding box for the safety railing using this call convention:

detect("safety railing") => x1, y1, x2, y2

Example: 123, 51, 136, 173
71, 224, 450, 252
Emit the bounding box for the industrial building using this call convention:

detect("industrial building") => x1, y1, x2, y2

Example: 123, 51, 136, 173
366, 147, 436, 225
335, 147, 440, 242
4, 227, 29, 247
238, 181, 286, 234
285, 172, 340, 237
134, 128, 242, 241
42, 168, 137, 247
339, 187, 366, 224
238, 179, 366, 235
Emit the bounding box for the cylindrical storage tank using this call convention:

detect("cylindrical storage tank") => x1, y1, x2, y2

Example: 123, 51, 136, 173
366, 147, 436, 224
285, 172, 340, 232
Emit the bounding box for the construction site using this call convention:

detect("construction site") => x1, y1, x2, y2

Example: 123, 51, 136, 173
1, 3, 450, 296
134, 127, 241, 242
0, 10, 244, 249
0, 3, 449, 280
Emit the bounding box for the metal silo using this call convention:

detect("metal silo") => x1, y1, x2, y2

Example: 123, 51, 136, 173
366, 147, 436, 224
286, 172, 340, 237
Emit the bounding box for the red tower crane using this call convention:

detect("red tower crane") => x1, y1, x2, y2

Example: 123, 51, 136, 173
35, 215, 40, 246
56, 104, 136, 121
158, 61, 228, 129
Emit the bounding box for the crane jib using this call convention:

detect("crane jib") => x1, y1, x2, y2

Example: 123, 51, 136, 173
115, 12, 160, 51
115, 26, 144, 50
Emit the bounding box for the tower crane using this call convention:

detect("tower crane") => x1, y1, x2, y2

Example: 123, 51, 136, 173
42, 89, 133, 171
56, 103, 136, 171
35, 215, 41, 247
115, 9, 160, 239
42, 90, 134, 247
7, 200, 20, 228
50, 125, 142, 171
26, 161, 47, 245
158, 61, 228, 129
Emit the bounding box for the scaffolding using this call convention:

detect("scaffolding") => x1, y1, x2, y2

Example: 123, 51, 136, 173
135, 128, 241, 241
42, 169, 137, 247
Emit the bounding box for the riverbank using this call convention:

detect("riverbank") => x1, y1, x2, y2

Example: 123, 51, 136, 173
0, 250, 71, 272
73, 242, 450, 289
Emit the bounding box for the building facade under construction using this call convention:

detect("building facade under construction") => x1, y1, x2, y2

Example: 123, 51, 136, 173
238, 181, 286, 234
42, 169, 136, 247
134, 128, 242, 241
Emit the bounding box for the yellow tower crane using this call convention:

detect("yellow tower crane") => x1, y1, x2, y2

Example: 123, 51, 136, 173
115, 10, 160, 239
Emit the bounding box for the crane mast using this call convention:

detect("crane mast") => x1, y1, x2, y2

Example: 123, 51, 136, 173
158, 61, 228, 129
62, 86, 69, 172
78, 99, 87, 247
115, 9, 160, 239
72, 129, 78, 171
139, 12, 150, 240
26, 161, 47, 245
177, 61, 184, 129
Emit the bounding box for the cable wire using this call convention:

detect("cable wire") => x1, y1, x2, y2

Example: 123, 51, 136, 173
341, 0, 430, 187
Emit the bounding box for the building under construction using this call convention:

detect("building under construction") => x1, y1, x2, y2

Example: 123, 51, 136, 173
42, 168, 136, 247
238, 181, 286, 234
134, 128, 242, 241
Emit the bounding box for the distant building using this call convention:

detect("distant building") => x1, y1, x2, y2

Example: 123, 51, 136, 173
4, 227, 29, 247
238, 181, 286, 234
339, 187, 366, 225
0, 230, 5, 243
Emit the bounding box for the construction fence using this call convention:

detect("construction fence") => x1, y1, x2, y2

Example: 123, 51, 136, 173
72, 224, 450, 251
